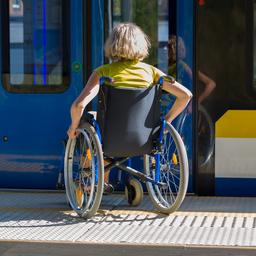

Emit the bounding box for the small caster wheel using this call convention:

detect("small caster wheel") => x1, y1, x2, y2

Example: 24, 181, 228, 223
103, 182, 114, 195
125, 178, 143, 206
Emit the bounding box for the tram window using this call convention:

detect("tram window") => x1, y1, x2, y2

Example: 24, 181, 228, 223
110, 0, 169, 73
1, 0, 69, 93
254, 1, 256, 90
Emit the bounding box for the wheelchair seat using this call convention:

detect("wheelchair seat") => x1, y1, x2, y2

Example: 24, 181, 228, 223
97, 81, 162, 157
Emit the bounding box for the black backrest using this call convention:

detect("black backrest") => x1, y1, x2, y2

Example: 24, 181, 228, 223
97, 82, 162, 157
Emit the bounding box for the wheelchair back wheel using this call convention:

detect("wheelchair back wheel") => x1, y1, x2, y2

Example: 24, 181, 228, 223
64, 122, 104, 218
144, 122, 188, 214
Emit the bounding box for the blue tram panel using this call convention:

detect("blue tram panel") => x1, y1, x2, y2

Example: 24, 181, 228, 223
0, 0, 194, 193
0, 0, 84, 189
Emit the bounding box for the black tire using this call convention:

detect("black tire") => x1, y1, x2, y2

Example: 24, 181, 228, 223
144, 122, 188, 214
64, 122, 104, 218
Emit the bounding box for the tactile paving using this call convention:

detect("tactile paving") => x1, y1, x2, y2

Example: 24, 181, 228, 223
1, 191, 256, 246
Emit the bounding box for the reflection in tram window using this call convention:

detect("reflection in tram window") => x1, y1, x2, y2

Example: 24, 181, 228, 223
112, 0, 122, 25
163, 34, 194, 171
10, 0, 24, 17
3, 0, 69, 92
157, 0, 169, 72
167, 32, 215, 169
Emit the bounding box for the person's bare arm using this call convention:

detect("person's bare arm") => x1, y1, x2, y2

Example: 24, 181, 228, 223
198, 71, 216, 104
163, 80, 192, 123
67, 72, 100, 138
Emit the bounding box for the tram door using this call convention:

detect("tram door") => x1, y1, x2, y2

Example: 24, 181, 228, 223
196, 0, 256, 196
107, 0, 195, 192
0, 0, 84, 189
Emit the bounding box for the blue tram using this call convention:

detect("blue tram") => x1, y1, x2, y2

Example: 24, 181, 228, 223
0, 0, 255, 196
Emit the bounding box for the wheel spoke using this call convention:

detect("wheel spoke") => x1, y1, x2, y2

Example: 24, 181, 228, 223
64, 123, 104, 218
144, 123, 188, 213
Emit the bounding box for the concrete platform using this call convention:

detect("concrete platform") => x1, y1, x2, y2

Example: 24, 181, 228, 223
0, 191, 256, 254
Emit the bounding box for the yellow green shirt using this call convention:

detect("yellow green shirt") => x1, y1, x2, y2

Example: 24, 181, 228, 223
95, 60, 166, 88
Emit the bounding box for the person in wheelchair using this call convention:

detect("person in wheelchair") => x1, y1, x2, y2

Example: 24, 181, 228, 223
68, 22, 191, 139
66, 23, 192, 215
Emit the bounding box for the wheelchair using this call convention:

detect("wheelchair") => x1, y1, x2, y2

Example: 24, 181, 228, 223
64, 77, 189, 219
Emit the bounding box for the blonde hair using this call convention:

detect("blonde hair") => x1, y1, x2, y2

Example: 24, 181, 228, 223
104, 23, 151, 61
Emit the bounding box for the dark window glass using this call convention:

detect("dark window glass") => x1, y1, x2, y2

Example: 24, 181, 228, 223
254, 0, 256, 90
2, 0, 69, 93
